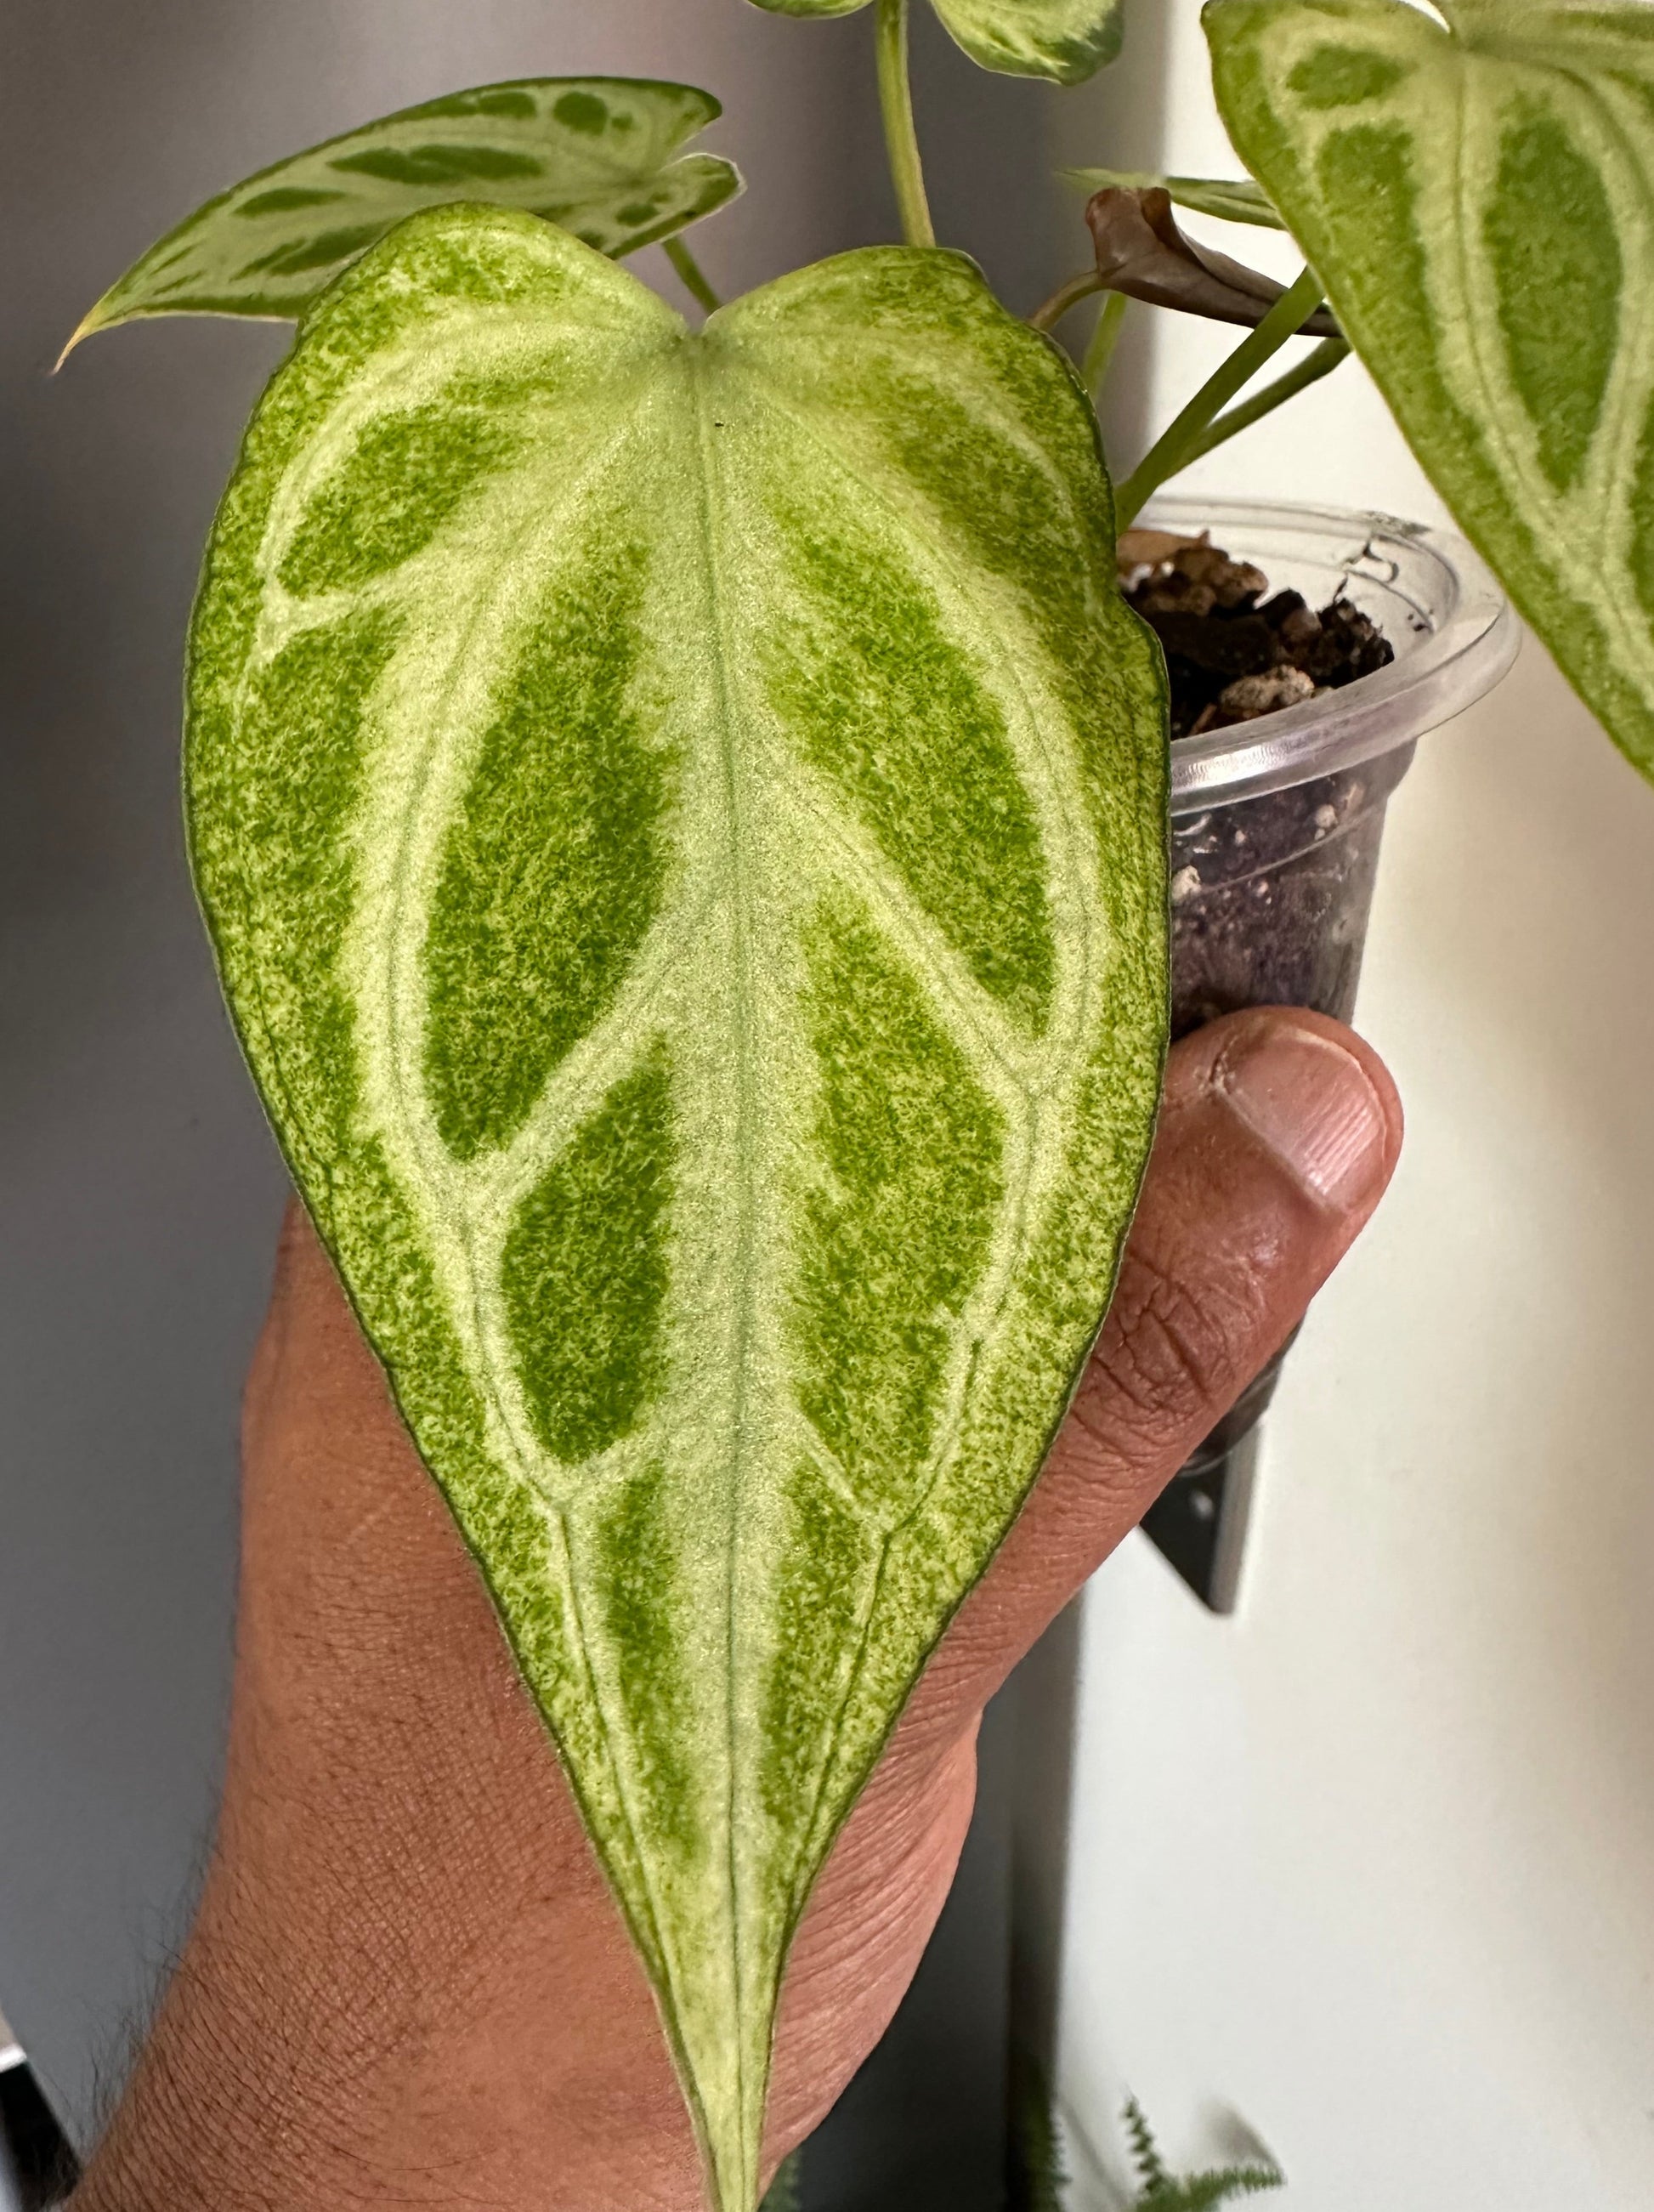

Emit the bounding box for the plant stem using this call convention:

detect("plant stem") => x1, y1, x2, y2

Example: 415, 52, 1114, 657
875, 0, 935, 248
664, 235, 722, 315
1081, 291, 1129, 399
1114, 264, 1327, 528
1029, 269, 1106, 333
1180, 334, 1349, 468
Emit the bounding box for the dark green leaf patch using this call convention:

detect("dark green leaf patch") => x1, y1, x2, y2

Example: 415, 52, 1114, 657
554, 90, 612, 133
236, 223, 385, 279
503, 1053, 675, 1466
1624, 384, 1654, 629
1287, 43, 1409, 107
330, 142, 547, 185
755, 1466, 879, 1837
1484, 104, 1620, 493
236, 186, 347, 217
421, 537, 668, 1162
791, 905, 1004, 1521
413, 88, 541, 120
235, 611, 399, 1154
277, 394, 520, 596
764, 514, 1055, 1031
581, 1459, 702, 1858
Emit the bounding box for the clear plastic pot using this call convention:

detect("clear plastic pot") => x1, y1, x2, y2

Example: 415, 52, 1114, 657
1139, 499, 1516, 1595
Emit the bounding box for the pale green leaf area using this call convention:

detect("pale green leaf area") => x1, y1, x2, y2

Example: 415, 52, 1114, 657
747, 0, 1124, 84
1207, 0, 1654, 781
187, 205, 1167, 2210
67, 78, 739, 348
1062, 166, 1286, 228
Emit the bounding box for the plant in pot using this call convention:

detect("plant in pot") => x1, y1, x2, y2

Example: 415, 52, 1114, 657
59, 0, 1654, 2205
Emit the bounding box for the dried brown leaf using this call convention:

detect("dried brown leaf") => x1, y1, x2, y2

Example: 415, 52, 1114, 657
1085, 187, 1340, 336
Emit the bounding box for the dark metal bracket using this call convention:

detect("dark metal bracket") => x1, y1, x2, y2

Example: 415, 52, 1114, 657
0, 2047, 78, 2212
1140, 1427, 1260, 1614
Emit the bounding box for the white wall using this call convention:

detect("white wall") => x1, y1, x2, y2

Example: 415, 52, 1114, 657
1045, 6, 1654, 2207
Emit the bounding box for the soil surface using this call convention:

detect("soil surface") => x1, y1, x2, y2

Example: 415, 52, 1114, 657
1118, 528, 1404, 1037
1119, 527, 1395, 740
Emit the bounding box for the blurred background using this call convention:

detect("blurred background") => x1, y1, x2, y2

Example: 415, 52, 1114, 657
4, 3, 1654, 2208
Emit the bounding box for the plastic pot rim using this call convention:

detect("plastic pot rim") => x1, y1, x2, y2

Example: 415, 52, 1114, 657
1141, 495, 1519, 818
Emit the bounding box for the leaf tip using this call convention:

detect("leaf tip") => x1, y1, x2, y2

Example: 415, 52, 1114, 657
54, 307, 108, 371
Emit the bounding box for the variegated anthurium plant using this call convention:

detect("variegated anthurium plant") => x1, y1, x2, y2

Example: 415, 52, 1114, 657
66, 1, 1654, 2206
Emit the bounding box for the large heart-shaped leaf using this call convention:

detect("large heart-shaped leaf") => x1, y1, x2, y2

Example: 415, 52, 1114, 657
187, 206, 1167, 2209
748, 0, 1124, 84
1207, 0, 1654, 781
67, 78, 739, 349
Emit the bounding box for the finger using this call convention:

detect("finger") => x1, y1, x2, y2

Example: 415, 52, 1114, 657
905, 1005, 1402, 1738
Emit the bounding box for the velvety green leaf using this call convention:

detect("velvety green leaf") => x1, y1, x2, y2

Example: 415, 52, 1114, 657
1207, 0, 1654, 781
747, 0, 1124, 84
1063, 167, 1286, 228
186, 206, 1167, 2211
67, 78, 739, 348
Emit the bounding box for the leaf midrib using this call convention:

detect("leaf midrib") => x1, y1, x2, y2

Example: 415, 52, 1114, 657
685, 332, 770, 2196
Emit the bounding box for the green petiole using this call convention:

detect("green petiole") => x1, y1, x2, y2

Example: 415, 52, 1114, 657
664, 235, 722, 315
1114, 265, 1327, 527
1179, 333, 1350, 471
1029, 269, 1106, 332
1081, 291, 1129, 400
875, 0, 935, 249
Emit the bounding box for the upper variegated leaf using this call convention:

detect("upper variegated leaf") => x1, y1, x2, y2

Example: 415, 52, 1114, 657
1207, 0, 1654, 780
186, 207, 1167, 2210
747, 0, 1124, 83
932, 0, 1124, 78
68, 78, 739, 347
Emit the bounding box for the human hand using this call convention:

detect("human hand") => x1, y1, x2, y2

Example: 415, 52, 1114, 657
70, 1006, 1400, 2212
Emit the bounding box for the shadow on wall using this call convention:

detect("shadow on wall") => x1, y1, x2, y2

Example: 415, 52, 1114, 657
1051, 0, 1177, 482
1363, 644, 1654, 2003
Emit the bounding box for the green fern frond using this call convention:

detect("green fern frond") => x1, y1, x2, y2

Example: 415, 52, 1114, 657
1124, 2099, 1170, 2192
1140, 2158, 1285, 2209
1124, 2096, 1283, 2209
1008, 2047, 1070, 2212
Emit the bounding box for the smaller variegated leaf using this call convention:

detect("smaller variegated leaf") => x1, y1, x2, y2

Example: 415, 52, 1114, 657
1206, 0, 1654, 781
67, 78, 738, 349
747, 0, 1124, 84
188, 207, 1167, 2212
1062, 167, 1286, 229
